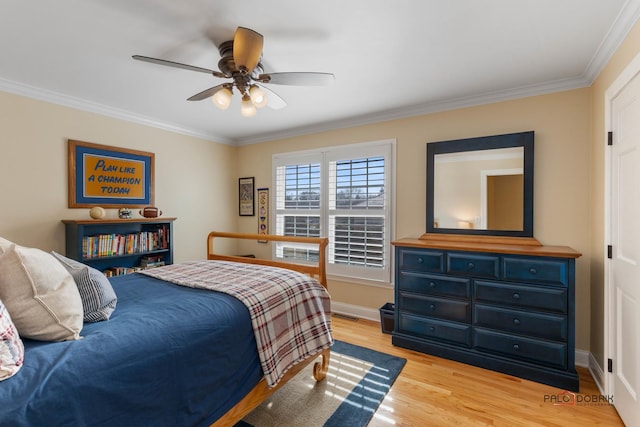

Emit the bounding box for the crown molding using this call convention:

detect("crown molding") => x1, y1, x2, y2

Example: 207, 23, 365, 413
236, 75, 590, 145
583, 0, 640, 82
0, 73, 597, 148
0, 77, 234, 145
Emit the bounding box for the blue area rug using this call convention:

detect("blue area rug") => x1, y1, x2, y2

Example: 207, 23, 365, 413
235, 340, 406, 427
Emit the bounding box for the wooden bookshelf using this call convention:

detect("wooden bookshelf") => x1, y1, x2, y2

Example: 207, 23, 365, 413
62, 218, 176, 276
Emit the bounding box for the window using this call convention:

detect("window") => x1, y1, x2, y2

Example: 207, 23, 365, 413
273, 140, 394, 284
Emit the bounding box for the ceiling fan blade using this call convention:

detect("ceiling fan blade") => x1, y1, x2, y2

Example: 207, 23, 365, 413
187, 84, 227, 101
233, 27, 263, 73
132, 55, 227, 78
258, 72, 335, 86
257, 84, 287, 110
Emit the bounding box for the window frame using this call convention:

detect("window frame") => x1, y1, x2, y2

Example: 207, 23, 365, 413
272, 139, 395, 286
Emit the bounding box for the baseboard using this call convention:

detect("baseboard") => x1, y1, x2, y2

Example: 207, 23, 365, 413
332, 301, 380, 322
588, 353, 607, 395
575, 349, 589, 368
333, 301, 593, 374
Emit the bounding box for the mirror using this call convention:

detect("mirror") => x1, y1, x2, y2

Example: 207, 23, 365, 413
426, 131, 534, 237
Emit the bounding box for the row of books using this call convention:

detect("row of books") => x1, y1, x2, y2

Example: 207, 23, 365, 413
102, 256, 166, 277
103, 266, 143, 277
82, 227, 169, 259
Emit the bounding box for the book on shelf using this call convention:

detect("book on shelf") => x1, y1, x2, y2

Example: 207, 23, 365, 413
103, 266, 142, 277
140, 255, 165, 269
82, 225, 169, 259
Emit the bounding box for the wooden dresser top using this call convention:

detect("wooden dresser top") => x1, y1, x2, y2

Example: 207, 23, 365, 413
393, 234, 581, 259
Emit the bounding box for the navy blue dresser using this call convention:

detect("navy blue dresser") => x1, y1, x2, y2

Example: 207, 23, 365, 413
392, 236, 581, 391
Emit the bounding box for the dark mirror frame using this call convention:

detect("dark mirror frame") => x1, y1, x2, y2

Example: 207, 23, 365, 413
426, 131, 535, 237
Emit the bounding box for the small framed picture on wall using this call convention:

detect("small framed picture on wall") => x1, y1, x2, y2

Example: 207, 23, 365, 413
239, 177, 255, 216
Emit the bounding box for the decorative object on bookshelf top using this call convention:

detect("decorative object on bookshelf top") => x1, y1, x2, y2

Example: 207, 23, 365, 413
118, 208, 132, 219
139, 206, 162, 218
89, 206, 106, 219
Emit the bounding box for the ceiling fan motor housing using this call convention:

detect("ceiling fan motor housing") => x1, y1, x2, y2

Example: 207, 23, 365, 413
218, 41, 264, 75
217, 40, 264, 94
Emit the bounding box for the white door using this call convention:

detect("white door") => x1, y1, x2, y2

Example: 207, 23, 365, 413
610, 68, 640, 427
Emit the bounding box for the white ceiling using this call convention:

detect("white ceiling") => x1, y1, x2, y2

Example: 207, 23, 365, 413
1, 0, 639, 145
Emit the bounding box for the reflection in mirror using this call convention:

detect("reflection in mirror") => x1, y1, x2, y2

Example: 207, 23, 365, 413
433, 147, 524, 230
426, 131, 534, 238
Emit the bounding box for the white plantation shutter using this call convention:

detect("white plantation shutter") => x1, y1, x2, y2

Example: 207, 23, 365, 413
326, 144, 391, 282
274, 153, 322, 262
273, 140, 393, 284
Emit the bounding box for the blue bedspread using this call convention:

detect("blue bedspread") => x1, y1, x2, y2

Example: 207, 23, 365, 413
0, 273, 263, 427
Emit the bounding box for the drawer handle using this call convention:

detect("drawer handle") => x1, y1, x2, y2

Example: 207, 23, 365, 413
513, 318, 521, 325
429, 282, 436, 288
529, 268, 537, 275
417, 257, 423, 264
512, 293, 521, 300
429, 304, 436, 310
513, 344, 520, 352
468, 262, 475, 269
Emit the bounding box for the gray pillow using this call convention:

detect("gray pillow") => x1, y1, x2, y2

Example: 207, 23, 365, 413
52, 252, 117, 322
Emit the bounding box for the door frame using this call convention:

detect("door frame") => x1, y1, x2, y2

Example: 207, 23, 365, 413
479, 168, 523, 229
603, 51, 640, 397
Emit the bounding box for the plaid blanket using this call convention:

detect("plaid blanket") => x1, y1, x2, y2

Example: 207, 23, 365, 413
140, 260, 333, 387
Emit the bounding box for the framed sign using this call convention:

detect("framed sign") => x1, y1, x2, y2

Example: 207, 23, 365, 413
239, 177, 255, 216
257, 187, 269, 242
68, 140, 154, 208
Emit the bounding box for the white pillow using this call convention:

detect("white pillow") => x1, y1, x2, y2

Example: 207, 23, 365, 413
51, 252, 117, 322
0, 297, 24, 381
0, 243, 83, 341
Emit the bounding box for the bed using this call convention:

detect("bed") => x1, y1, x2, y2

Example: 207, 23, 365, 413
0, 232, 332, 427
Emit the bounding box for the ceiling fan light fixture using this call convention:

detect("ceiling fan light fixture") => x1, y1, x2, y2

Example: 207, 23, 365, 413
240, 94, 257, 117
133, 26, 334, 116
212, 86, 233, 110
249, 85, 268, 108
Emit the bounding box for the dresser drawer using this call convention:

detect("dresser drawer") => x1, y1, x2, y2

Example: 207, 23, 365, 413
447, 252, 499, 279
474, 304, 567, 341
398, 249, 444, 273
399, 313, 471, 346
474, 328, 567, 369
398, 292, 470, 323
474, 280, 567, 314
398, 271, 471, 299
503, 256, 568, 286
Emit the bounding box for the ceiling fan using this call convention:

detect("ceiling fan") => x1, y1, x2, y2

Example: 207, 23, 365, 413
133, 26, 335, 117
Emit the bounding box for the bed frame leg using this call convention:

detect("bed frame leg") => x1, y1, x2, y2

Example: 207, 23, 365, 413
313, 348, 330, 381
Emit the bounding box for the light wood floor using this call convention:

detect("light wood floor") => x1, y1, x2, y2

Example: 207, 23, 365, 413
331, 315, 624, 427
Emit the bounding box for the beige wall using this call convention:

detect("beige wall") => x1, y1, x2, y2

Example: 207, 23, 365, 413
0, 90, 237, 262
589, 20, 640, 368
236, 88, 592, 350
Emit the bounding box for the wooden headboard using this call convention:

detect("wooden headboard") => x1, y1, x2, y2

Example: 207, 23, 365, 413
206, 231, 329, 288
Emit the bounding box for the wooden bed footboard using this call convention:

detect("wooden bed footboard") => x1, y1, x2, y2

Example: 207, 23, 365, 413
206, 231, 331, 427
206, 231, 329, 289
